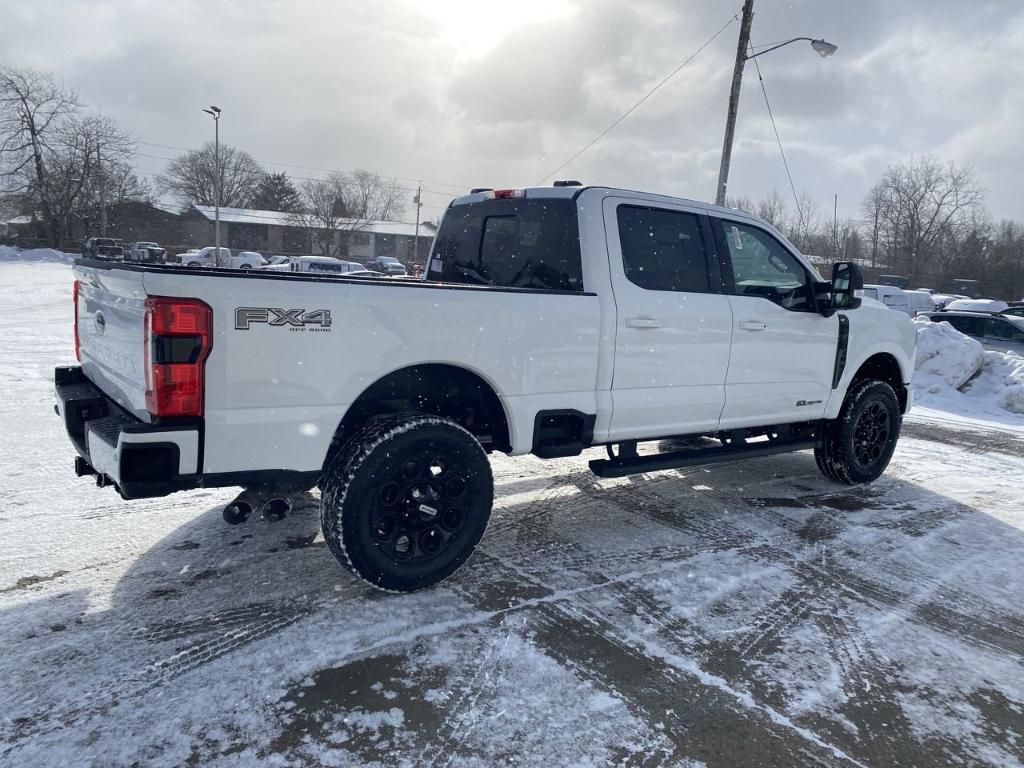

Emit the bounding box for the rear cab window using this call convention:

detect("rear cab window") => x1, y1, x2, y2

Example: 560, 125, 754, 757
428, 198, 583, 291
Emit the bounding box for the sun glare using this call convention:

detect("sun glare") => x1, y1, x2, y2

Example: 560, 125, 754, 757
421, 0, 574, 59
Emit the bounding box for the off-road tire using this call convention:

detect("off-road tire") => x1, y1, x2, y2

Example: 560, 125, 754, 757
815, 379, 901, 485
320, 413, 493, 592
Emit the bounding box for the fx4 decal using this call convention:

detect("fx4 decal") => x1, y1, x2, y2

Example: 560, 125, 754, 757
235, 307, 332, 331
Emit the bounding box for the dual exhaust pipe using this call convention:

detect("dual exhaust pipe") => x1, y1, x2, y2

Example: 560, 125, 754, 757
222, 489, 293, 525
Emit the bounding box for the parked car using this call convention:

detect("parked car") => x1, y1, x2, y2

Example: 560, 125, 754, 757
943, 298, 1010, 314
1002, 306, 1024, 319
925, 311, 1024, 354
903, 290, 936, 316
124, 241, 166, 264
180, 247, 265, 270
81, 237, 124, 260
59, 184, 916, 592
861, 284, 913, 316
367, 255, 408, 275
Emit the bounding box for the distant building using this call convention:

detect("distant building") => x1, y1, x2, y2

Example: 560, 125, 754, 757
181, 205, 436, 265
1, 214, 36, 238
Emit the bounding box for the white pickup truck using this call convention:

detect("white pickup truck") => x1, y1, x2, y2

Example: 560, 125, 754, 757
179, 246, 265, 270
57, 184, 915, 591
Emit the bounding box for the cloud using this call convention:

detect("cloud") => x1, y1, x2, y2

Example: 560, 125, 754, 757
2, 0, 1022, 221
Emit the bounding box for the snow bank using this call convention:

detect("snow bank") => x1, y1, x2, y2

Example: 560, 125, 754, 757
965, 350, 1024, 415
913, 316, 984, 389
913, 316, 1024, 420
0, 245, 75, 263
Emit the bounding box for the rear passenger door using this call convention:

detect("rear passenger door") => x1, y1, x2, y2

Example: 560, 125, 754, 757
603, 198, 733, 440
711, 217, 838, 429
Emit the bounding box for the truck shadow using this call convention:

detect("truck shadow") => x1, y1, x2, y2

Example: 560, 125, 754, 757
4, 449, 1024, 765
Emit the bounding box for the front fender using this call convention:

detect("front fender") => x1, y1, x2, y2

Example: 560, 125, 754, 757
824, 308, 916, 419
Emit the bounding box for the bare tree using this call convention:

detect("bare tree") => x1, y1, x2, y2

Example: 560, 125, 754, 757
345, 169, 405, 222
0, 65, 81, 244
863, 156, 983, 283
287, 169, 406, 258
287, 174, 349, 257
156, 142, 264, 209
755, 189, 789, 230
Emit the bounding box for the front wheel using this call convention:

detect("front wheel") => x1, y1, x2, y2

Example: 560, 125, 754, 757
320, 414, 494, 592
815, 380, 901, 484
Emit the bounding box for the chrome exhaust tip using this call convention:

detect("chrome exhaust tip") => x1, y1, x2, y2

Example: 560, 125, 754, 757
261, 496, 292, 521
223, 491, 257, 525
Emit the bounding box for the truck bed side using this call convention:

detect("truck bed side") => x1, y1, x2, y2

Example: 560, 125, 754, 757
75, 262, 602, 476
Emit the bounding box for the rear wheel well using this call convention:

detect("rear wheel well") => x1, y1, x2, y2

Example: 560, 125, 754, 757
851, 353, 908, 413
326, 364, 511, 466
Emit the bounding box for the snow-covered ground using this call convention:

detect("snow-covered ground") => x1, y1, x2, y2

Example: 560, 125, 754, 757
0, 244, 76, 263
2, 262, 1024, 767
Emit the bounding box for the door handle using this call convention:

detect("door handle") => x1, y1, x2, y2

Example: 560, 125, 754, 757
739, 320, 767, 331
626, 316, 661, 329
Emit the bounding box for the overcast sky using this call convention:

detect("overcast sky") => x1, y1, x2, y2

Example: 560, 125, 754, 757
5, 0, 1023, 224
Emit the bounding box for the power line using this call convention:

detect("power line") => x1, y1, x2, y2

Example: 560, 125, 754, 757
748, 45, 802, 228
536, 9, 741, 185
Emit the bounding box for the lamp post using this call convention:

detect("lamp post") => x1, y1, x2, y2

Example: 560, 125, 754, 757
203, 106, 222, 266
714, 0, 836, 206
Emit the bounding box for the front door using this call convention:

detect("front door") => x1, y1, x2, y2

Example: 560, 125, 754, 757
711, 217, 839, 429
604, 198, 733, 441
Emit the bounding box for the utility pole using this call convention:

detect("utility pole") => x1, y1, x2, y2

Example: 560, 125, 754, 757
715, 0, 755, 207
412, 182, 422, 266
833, 193, 838, 260
97, 142, 107, 237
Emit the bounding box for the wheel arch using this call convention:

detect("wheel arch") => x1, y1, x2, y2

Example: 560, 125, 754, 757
848, 351, 909, 414
325, 362, 512, 469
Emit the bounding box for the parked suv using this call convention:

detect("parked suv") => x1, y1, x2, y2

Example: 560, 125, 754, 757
58, 185, 915, 592
925, 311, 1024, 354
81, 237, 124, 260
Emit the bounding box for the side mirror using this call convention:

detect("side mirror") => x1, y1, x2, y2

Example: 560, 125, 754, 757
825, 261, 863, 314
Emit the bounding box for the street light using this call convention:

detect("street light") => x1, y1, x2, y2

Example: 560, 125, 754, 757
714, 0, 837, 206
203, 105, 222, 266
746, 37, 838, 61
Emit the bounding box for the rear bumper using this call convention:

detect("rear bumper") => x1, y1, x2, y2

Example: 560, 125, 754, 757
54, 366, 201, 499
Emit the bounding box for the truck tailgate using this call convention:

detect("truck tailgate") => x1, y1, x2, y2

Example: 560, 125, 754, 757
75, 265, 151, 422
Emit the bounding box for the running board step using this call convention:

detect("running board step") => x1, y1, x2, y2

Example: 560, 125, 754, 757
588, 438, 817, 479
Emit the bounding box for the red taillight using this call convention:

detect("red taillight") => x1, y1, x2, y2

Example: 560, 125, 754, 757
73, 280, 81, 361
144, 297, 212, 418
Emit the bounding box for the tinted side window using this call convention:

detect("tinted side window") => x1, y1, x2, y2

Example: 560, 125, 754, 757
616, 206, 709, 293
428, 198, 582, 291
944, 316, 984, 336
985, 318, 1018, 340
715, 220, 814, 311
